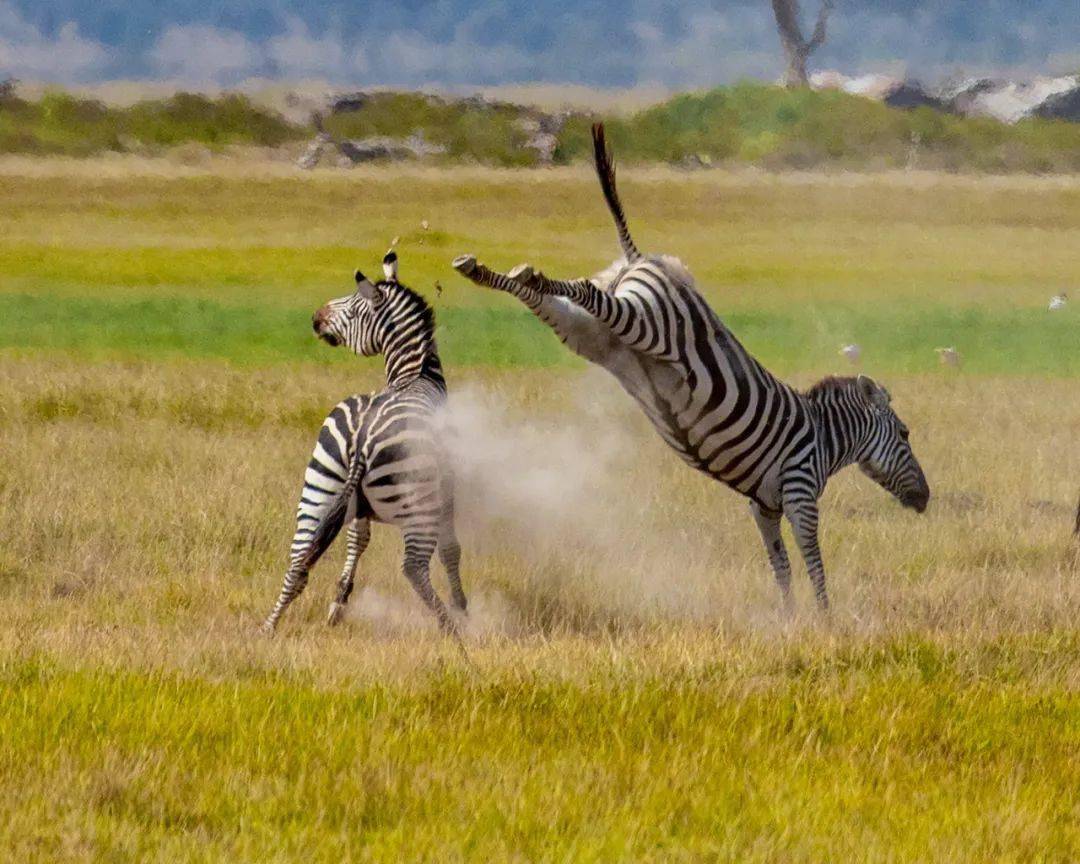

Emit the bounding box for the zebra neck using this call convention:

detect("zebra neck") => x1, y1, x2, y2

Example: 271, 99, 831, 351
813, 398, 872, 477
383, 337, 445, 393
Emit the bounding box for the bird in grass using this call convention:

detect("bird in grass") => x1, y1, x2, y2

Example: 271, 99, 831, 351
434, 280, 443, 297
1048, 292, 1067, 311
935, 347, 961, 367
420, 219, 430, 231
839, 344, 861, 365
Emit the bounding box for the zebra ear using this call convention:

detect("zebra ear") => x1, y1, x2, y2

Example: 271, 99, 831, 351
354, 270, 383, 304
382, 250, 398, 282
857, 374, 890, 410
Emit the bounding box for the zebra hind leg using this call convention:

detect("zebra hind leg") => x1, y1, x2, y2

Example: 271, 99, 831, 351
438, 528, 467, 613
401, 530, 461, 638
327, 517, 371, 626
262, 465, 358, 634
262, 558, 312, 634
452, 255, 539, 302
749, 502, 794, 613
508, 264, 593, 300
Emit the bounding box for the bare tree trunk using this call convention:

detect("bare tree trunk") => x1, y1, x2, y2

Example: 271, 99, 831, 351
769, 0, 834, 88
783, 51, 809, 88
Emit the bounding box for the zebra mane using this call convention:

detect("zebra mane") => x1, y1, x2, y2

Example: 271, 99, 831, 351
379, 280, 436, 330
803, 376, 860, 401
374, 279, 444, 391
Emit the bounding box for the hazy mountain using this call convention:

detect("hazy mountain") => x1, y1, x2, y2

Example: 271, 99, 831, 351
3, 1, 1078, 86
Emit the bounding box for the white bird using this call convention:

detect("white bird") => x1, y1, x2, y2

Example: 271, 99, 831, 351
420, 219, 430, 231
839, 344, 861, 364
1048, 292, 1067, 311
935, 347, 961, 367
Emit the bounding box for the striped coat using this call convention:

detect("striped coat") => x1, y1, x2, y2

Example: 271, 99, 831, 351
454, 125, 929, 609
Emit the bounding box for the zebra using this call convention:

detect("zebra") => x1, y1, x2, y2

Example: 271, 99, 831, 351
452, 123, 929, 610
262, 251, 466, 635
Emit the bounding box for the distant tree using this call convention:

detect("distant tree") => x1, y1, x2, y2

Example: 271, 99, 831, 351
769, 0, 834, 88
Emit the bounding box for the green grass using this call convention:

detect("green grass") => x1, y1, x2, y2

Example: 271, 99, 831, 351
2, 292, 1077, 375
1, 167, 1077, 375
3, 638, 1078, 861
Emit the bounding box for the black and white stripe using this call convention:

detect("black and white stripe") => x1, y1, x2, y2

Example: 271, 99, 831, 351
453, 124, 929, 609
262, 253, 465, 633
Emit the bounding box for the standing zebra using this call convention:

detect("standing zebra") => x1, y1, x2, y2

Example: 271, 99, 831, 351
453, 124, 929, 610
262, 251, 466, 634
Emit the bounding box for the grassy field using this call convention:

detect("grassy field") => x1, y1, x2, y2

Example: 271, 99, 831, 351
1, 158, 1079, 861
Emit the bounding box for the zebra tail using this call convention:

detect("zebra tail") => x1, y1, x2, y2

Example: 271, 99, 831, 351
301, 449, 366, 569
591, 122, 642, 263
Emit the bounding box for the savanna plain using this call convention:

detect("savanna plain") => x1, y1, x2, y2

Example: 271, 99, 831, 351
1, 157, 1078, 862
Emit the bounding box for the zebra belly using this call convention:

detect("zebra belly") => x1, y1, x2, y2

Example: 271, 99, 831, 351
536, 295, 627, 365
627, 370, 787, 508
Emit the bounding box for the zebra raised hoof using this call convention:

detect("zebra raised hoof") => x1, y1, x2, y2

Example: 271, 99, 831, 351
262, 251, 466, 638
453, 123, 929, 611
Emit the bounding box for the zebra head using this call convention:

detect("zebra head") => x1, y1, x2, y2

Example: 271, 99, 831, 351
854, 375, 930, 513
311, 250, 405, 355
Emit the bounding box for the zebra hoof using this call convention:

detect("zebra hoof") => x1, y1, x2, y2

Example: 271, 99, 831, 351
259, 620, 277, 637
508, 263, 534, 283
327, 601, 347, 627
452, 254, 477, 276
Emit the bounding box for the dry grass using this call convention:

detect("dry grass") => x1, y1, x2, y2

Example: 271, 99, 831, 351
2, 358, 1078, 860
3, 358, 1077, 650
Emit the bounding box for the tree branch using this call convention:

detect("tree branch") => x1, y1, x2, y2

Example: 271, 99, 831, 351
806, 0, 834, 52
770, 0, 807, 52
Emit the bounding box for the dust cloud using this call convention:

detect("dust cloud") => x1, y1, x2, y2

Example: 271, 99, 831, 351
432, 369, 759, 630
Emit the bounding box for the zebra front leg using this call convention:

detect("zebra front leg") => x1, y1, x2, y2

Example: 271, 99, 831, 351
327, 517, 371, 626
750, 502, 794, 612
401, 530, 461, 638
783, 497, 829, 611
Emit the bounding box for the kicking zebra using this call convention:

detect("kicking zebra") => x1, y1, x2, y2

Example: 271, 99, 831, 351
262, 251, 466, 634
452, 124, 929, 610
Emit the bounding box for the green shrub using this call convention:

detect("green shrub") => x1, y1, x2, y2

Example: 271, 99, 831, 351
0, 90, 303, 156
556, 81, 1080, 173
121, 92, 305, 148
323, 92, 540, 167
3, 82, 1080, 173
